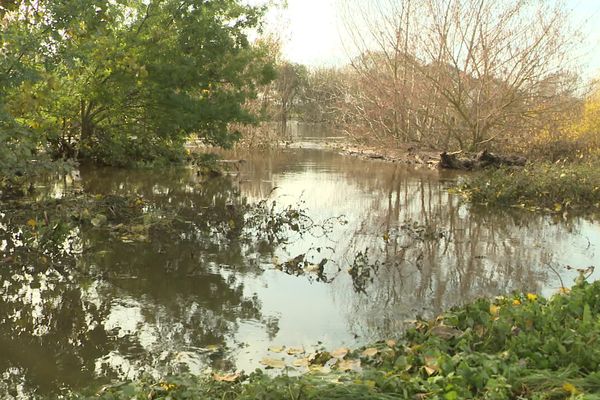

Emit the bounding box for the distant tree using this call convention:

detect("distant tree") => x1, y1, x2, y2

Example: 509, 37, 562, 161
297, 67, 349, 125
275, 62, 307, 136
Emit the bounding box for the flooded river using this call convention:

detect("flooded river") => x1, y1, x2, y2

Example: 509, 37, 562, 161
1, 127, 599, 397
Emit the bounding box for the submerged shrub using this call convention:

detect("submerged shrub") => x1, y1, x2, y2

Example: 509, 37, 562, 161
454, 161, 600, 212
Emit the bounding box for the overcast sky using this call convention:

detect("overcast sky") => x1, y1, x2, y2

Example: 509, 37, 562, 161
257, 0, 600, 80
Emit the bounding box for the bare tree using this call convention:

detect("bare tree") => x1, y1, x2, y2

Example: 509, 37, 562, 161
275, 62, 307, 137
338, 0, 580, 151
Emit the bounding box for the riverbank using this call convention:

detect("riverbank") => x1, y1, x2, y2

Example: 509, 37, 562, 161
452, 161, 600, 213
73, 279, 600, 399
325, 138, 600, 213
338, 143, 441, 167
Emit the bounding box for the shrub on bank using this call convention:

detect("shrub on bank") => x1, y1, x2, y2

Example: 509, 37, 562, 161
453, 161, 600, 212
72, 280, 600, 399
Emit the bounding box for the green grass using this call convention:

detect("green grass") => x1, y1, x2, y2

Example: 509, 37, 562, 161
452, 161, 600, 212
71, 280, 600, 399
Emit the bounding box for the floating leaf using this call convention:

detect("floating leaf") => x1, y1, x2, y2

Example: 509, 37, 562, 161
331, 347, 349, 359
268, 345, 285, 353
337, 358, 360, 371
260, 357, 286, 369
292, 358, 310, 367
304, 264, 321, 273
361, 348, 378, 357
286, 347, 305, 355
308, 364, 329, 373
213, 372, 240, 382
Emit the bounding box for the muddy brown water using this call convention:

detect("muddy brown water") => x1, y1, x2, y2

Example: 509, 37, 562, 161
1, 129, 599, 398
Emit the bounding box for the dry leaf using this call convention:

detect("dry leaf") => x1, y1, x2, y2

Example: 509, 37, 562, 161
337, 359, 360, 371
304, 264, 321, 273
423, 356, 439, 376
331, 347, 349, 359
386, 339, 397, 348
292, 358, 310, 367
212, 372, 240, 382
286, 347, 305, 355
308, 364, 329, 373
268, 345, 285, 353
260, 357, 286, 369
362, 348, 378, 357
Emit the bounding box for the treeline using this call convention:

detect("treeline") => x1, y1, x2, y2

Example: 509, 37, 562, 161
256, 0, 600, 160
0, 0, 275, 173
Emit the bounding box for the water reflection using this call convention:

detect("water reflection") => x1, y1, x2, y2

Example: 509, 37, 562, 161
0, 170, 271, 398
0, 143, 599, 398
227, 148, 599, 341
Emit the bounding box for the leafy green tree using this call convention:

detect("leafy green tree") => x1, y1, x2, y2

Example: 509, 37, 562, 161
0, 2, 55, 193
2, 0, 275, 166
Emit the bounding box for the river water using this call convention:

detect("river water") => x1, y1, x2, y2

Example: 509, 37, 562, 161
1, 125, 599, 397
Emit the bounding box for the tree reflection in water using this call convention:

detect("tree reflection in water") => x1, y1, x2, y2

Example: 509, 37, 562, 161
227, 149, 597, 343
336, 166, 589, 340
0, 168, 271, 397
0, 149, 598, 398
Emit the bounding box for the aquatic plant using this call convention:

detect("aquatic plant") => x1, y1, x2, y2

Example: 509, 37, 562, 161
453, 161, 600, 213
69, 278, 600, 399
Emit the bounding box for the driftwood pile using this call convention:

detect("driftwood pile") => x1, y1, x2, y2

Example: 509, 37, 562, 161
439, 149, 526, 170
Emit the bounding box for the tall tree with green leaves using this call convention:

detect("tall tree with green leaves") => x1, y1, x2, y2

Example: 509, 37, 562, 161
0, 1, 56, 192
2, 0, 275, 166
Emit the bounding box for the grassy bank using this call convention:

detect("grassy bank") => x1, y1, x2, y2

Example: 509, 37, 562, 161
72, 280, 600, 399
452, 161, 600, 212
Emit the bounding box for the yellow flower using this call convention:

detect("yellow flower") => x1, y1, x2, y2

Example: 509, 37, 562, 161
159, 382, 176, 391
512, 299, 521, 306
558, 287, 570, 295
489, 304, 500, 315
526, 293, 538, 302
563, 382, 579, 395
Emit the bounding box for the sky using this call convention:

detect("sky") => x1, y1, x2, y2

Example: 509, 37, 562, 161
255, 0, 600, 81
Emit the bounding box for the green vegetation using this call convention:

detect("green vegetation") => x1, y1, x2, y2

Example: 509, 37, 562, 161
453, 162, 600, 212
0, 0, 274, 174
70, 280, 600, 399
